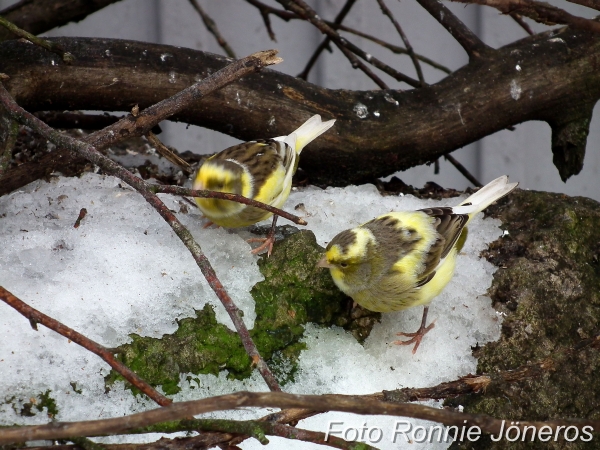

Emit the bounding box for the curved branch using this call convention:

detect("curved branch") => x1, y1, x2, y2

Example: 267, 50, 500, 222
1, 30, 600, 189
453, 0, 600, 33
2, 390, 599, 445
0, 287, 172, 407
0, 50, 284, 392
0, 0, 123, 42
276, 0, 405, 88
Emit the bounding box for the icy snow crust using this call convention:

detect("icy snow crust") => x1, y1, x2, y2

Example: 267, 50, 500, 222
0, 174, 503, 449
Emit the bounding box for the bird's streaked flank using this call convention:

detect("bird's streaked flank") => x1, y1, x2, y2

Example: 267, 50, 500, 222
318, 175, 518, 353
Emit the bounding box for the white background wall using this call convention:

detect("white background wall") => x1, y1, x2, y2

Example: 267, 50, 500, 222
1, 0, 598, 200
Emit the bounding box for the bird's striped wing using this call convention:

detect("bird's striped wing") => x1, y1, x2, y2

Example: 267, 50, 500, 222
212, 139, 294, 199
416, 207, 468, 283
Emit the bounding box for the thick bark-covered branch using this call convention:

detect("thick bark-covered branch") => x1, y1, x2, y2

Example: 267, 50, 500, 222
0, 0, 123, 42
1, 29, 599, 190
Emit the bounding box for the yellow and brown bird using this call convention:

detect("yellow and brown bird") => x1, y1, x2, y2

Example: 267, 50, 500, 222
318, 176, 518, 353
193, 115, 335, 255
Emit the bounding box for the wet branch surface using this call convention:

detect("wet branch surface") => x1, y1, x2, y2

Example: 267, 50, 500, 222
0, 50, 284, 393
2, 27, 599, 189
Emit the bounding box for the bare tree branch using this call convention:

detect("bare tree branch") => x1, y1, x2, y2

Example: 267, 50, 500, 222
0, 14, 74, 62
2, 30, 599, 188
2, 390, 599, 445
566, 0, 600, 11
0, 0, 123, 42
452, 0, 600, 33
0, 287, 172, 407
333, 23, 452, 73
145, 131, 193, 174
149, 184, 307, 226
83, 50, 283, 151
298, 0, 358, 80
417, 0, 493, 59
277, 0, 403, 88
0, 50, 285, 393
510, 12, 536, 35
376, 0, 426, 85
188, 0, 237, 58
444, 153, 482, 187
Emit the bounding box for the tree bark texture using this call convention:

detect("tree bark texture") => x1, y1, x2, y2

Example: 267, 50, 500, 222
1, 28, 599, 191
0, 0, 123, 42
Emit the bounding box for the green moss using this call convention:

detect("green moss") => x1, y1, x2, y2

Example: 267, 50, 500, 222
449, 190, 600, 450
15, 390, 58, 419
106, 229, 379, 395
106, 304, 251, 395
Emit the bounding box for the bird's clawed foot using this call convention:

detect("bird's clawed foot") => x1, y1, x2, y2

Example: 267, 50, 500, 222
394, 320, 436, 354
393, 306, 435, 354
248, 216, 278, 257
247, 235, 276, 257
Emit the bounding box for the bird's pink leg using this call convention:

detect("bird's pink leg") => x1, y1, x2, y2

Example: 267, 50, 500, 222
394, 306, 436, 354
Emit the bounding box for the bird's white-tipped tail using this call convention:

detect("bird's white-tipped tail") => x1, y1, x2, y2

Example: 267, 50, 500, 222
281, 114, 336, 153
453, 175, 518, 219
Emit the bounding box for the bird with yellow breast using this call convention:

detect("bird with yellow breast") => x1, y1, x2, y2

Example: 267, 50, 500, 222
318, 175, 518, 353
193, 115, 335, 255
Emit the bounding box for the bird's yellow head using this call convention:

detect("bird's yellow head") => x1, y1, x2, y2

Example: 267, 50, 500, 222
317, 228, 375, 295
193, 159, 252, 221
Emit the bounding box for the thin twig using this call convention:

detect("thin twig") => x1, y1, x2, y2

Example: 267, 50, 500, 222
188, 0, 237, 58
148, 184, 308, 226
452, 0, 600, 33
0, 54, 282, 393
510, 12, 535, 35
84, 50, 283, 151
444, 153, 483, 187
34, 111, 140, 131
376, 0, 426, 86
277, 0, 422, 88
245, 0, 295, 40
297, 0, 357, 80
2, 390, 600, 445
245, 0, 451, 75
25, 420, 375, 450
284, 0, 413, 87
417, 0, 493, 59
145, 131, 193, 174
0, 287, 172, 407
246, 0, 297, 21
565, 0, 600, 10
143, 419, 379, 450
0, 15, 74, 63
332, 23, 452, 74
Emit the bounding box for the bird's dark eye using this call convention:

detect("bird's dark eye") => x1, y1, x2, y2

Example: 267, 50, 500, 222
340, 262, 348, 268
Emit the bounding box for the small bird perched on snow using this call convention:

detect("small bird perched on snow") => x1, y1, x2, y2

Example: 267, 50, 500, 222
193, 115, 335, 256
318, 175, 518, 353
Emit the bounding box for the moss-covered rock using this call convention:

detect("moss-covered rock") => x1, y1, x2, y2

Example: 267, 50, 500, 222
449, 189, 600, 449
107, 229, 380, 394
